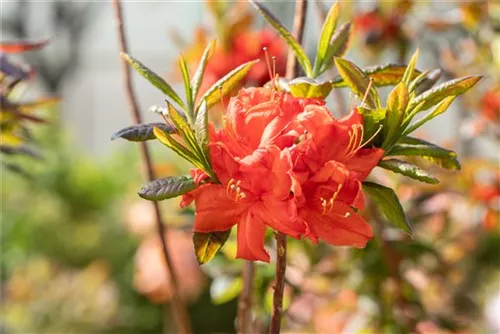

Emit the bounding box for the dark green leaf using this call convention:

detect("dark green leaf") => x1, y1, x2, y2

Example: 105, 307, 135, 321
363, 181, 412, 234
388, 137, 461, 171
111, 123, 174, 141
334, 58, 380, 109
193, 230, 232, 264
121, 53, 186, 110
138, 175, 197, 201
331, 63, 421, 88
288, 77, 332, 99
378, 159, 439, 184
249, 0, 313, 76
197, 59, 259, 111
409, 75, 482, 112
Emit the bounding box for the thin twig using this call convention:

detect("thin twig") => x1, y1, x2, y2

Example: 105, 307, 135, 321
285, 0, 308, 78
270, 4, 308, 333
111, 1, 192, 333
237, 261, 255, 334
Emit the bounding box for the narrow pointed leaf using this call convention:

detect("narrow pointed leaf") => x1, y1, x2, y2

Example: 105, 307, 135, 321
313, 2, 340, 76
383, 82, 409, 148
388, 136, 458, 159
334, 58, 380, 109
320, 23, 352, 74
179, 54, 193, 118
379, 159, 439, 184
402, 48, 420, 85
195, 99, 209, 151
197, 59, 259, 112
153, 126, 201, 167
409, 75, 482, 112
409, 69, 442, 95
363, 181, 412, 234
249, 0, 313, 76
0, 145, 43, 160
121, 53, 186, 110
138, 175, 197, 201
193, 230, 232, 264
192, 40, 216, 103
111, 123, 174, 141
331, 63, 421, 88
404, 96, 456, 135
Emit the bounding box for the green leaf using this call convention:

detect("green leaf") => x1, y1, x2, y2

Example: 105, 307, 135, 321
288, 77, 332, 99
408, 69, 441, 95
191, 40, 216, 105
249, 0, 313, 76
378, 159, 439, 184
121, 53, 186, 110
179, 54, 193, 119
357, 107, 386, 145
409, 75, 482, 112
210, 276, 243, 304
111, 123, 174, 141
138, 175, 197, 201
388, 136, 457, 159
195, 99, 209, 157
383, 82, 409, 148
402, 48, 419, 85
193, 230, 232, 264
319, 23, 352, 75
197, 59, 259, 111
153, 126, 202, 168
0, 145, 43, 160
363, 181, 412, 234
330, 64, 421, 88
403, 96, 456, 135
166, 102, 198, 150
388, 137, 460, 171
313, 2, 340, 76
334, 58, 380, 109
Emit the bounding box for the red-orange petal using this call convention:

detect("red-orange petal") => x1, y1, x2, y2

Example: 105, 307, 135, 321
236, 211, 270, 262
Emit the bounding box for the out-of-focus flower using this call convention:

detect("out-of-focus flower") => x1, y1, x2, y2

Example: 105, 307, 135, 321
480, 88, 500, 123
134, 229, 205, 303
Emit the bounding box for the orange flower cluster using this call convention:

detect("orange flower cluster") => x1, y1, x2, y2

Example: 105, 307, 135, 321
198, 29, 287, 97
182, 87, 384, 262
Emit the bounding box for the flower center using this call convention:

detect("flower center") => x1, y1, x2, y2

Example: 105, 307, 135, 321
226, 179, 247, 202
320, 184, 343, 215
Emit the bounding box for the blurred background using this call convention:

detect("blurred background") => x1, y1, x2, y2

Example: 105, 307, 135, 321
1, 1, 499, 333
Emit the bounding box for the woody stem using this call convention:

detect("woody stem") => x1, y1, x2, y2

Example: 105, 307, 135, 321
270, 2, 308, 334
111, 1, 191, 333
237, 261, 255, 334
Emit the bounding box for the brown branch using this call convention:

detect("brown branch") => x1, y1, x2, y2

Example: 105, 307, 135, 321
285, 0, 308, 78
237, 261, 255, 334
111, 1, 191, 333
270, 3, 308, 333
269, 232, 288, 334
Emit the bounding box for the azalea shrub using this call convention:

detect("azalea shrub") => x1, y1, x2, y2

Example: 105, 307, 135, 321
110, 0, 490, 332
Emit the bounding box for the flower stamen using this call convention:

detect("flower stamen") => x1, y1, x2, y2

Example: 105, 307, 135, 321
321, 184, 343, 215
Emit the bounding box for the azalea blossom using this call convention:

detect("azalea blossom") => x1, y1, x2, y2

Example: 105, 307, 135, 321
288, 106, 384, 247
182, 86, 384, 261
182, 87, 319, 262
